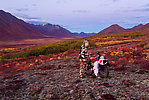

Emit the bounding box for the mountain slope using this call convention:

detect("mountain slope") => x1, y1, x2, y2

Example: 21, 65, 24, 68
127, 24, 144, 32
0, 10, 46, 41
97, 24, 127, 34
127, 23, 149, 35
97, 23, 149, 35
0, 10, 76, 41
137, 23, 149, 31
30, 23, 77, 38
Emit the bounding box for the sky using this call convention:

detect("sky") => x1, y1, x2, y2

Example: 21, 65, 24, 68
0, 0, 149, 32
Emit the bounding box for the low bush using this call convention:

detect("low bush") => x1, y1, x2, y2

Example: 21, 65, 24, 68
3, 39, 96, 59
96, 32, 144, 39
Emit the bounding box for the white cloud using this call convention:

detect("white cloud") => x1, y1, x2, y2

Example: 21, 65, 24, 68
72, 10, 89, 13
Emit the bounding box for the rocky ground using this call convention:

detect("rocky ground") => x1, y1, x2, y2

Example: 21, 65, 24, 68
0, 59, 149, 100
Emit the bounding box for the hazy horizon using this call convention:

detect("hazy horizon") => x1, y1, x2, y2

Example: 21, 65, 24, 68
1, 0, 149, 33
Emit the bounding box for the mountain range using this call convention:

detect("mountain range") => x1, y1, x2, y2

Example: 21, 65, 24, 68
0, 10, 76, 41
97, 23, 149, 35
72, 32, 96, 37
0, 10, 149, 41
30, 23, 75, 38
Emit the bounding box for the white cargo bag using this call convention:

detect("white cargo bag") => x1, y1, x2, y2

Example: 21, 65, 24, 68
93, 61, 99, 76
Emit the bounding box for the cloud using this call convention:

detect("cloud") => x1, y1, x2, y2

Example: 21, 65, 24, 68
114, 9, 130, 13
61, 25, 83, 30
115, 7, 149, 13
135, 16, 146, 19
102, 0, 119, 2
14, 13, 50, 24
17, 17, 48, 24
63, 26, 82, 29
32, 4, 37, 6
112, 0, 119, 2
14, 13, 41, 20
144, 3, 149, 7
72, 10, 89, 13
55, 0, 67, 4
15, 8, 28, 12
134, 8, 149, 12
56, 0, 61, 4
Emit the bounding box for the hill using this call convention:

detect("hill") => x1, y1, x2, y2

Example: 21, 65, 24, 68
0, 10, 46, 41
97, 23, 149, 35
127, 24, 144, 32
137, 23, 149, 31
97, 24, 127, 34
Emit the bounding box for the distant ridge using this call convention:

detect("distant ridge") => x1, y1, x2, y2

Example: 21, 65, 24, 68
72, 32, 96, 37
97, 23, 149, 35
0, 10, 76, 41
30, 23, 76, 38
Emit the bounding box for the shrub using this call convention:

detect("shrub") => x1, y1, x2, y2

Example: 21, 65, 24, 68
99, 32, 144, 39
3, 39, 96, 59
0, 56, 2, 61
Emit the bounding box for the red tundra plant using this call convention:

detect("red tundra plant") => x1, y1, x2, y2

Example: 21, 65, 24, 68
142, 61, 149, 70
134, 60, 149, 70
121, 47, 130, 52
112, 57, 128, 71
125, 54, 131, 59
132, 47, 143, 57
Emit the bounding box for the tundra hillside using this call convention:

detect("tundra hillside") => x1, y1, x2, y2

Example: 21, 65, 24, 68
0, 29, 149, 99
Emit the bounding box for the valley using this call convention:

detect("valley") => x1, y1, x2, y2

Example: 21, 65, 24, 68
0, 10, 149, 100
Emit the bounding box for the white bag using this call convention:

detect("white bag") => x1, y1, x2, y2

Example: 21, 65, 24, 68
93, 61, 99, 76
